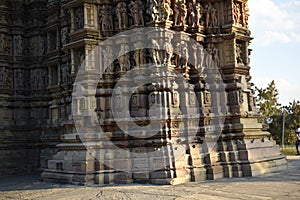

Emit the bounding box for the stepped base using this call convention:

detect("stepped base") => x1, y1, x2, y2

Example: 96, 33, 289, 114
42, 135, 287, 185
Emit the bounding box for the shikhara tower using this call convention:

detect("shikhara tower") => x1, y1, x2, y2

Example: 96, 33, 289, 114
0, 0, 286, 184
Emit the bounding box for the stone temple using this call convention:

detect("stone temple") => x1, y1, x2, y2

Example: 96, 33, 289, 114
0, 0, 286, 185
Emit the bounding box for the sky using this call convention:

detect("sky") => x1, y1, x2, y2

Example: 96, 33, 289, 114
248, 0, 300, 106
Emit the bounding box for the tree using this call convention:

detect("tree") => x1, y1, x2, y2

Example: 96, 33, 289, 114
268, 101, 300, 145
283, 100, 300, 145
255, 80, 281, 124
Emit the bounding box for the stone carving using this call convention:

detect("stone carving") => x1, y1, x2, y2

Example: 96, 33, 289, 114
14, 35, 23, 55
102, 46, 114, 72
130, 0, 144, 26
30, 69, 48, 90
173, 42, 181, 66
204, 3, 218, 28
134, 48, 146, 67
99, 5, 114, 31
0, 33, 10, 54
198, 45, 205, 75
244, 2, 249, 28
174, 0, 187, 27
0, 16, 7, 24
190, 43, 197, 66
163, 40, 173, 64
61, 27, 68, 45
61, 65, 70, 84
211, 46, 220, 67
190, 43, 201, 69
0, 67, 11, 88
173, 1, 180, 26
195, 3, 202, 27
118, 44, 130, 71
180, 45, 189, 68
15, 69, 29, 89
116, 2, 128, 29
0, 0, 285, 186
236, 43, 243, 64
163, 0, 173, 22
152, 39, 162, 65
180, 2, 188, 27
29, 37, 44, 56
151, 0, 161, 22
13, 18, 23, 26
233, 2, 242, 26
75, 7, 84, 30
188, 2, 196, 28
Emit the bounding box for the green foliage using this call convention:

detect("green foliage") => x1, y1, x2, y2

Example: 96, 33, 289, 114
255, 80, 281, 123
254, 81, 300, 145
283, 101, 300, 145
268, 101, 300, 145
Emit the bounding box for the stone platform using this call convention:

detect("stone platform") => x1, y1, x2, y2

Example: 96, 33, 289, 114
1, 156, 299, 200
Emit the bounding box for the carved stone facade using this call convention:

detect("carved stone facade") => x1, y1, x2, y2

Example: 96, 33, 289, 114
0, 0, 286, 185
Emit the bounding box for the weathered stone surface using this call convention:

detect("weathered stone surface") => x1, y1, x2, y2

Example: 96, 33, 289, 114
0, 0, 286, 185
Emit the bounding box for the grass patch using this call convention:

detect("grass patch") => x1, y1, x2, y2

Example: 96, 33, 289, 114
280, 147, 298, 155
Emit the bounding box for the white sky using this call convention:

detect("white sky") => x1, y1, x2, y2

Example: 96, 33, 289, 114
248, 0, 300, 106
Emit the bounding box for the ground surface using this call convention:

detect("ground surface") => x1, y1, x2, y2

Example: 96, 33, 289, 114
1, 156, 300, 200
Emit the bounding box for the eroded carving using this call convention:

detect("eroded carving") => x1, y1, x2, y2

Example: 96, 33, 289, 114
130, 0, 145, 26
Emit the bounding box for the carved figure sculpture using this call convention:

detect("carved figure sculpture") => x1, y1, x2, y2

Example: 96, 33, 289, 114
152, 39, 161, 65
163, 0, 173, 22
180, 3, 187, 26
134, 48, 146, 67
210, 7, 217, 27
181, 45, 189, 68
236, 43, 243, 64
191, 43, 198, 68
75, 7, 84, 29
188, 2, 196, 27
0, 33, 9, 54
99, 5, 113, 31
173, 42, 181, 66
195, 3, 202, 27
163, 41, 173, 64
198, 45, 205, 75
204, 3, 218, 28
14, 35, 23, 55
103, 46, 114, 72
116, 2, 128, 29
61, 65, 70, 84
233, 3, 241, 25
152, 1, 160, 22
0, 67, 5, 86
212, 46, 220, 67
118, 44, 130, 71
130, 0, 144, 26
204, 4, 210, 28
173, 1, 180, 26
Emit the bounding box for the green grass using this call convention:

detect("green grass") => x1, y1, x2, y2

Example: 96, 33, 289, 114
280, 147, 298, 155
